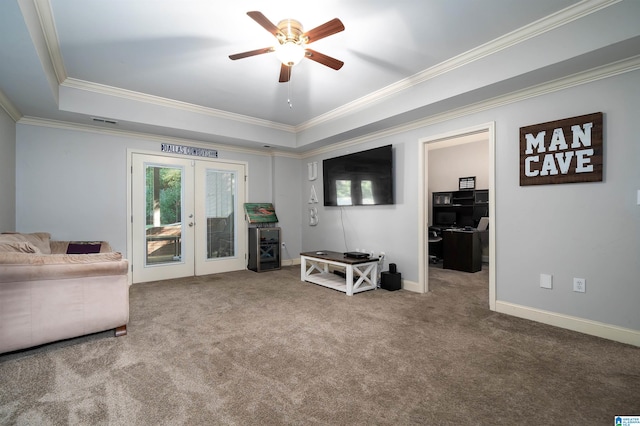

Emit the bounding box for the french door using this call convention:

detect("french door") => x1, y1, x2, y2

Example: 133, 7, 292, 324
131, 154, 246, 283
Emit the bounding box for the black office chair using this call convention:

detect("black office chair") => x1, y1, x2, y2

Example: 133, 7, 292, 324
428, 227, 443, 263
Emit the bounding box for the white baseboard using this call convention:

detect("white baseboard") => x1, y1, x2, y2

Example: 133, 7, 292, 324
282, 258, 301, 267
496, 301, 640, 347
401, 279, 422, 293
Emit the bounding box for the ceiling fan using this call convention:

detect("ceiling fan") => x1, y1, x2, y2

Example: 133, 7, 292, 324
229, 11, 345, 83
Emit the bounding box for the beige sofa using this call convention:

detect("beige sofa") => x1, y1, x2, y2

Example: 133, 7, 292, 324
0, 232, 129, 354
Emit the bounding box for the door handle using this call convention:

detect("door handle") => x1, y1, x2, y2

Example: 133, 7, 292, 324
188, 222, 194, 227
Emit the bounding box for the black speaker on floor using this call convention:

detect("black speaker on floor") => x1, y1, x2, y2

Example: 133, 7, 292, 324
389, 263, 397, 274
381, 271, 401, 291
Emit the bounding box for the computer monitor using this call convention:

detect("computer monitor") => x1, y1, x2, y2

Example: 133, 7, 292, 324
436, 211, 456, 227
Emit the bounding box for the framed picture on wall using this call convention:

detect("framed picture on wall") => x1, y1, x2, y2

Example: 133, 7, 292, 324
459, 176, 476, 190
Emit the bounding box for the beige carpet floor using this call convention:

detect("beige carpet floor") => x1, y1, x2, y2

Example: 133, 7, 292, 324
1, 265, 638, 425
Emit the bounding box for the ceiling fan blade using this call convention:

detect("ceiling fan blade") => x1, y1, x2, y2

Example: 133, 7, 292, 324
229, 47, 274, 60
303, 18, 345, 44
279, 64, 291, 83
247, 11, 281, 37
304, 49, 344, 70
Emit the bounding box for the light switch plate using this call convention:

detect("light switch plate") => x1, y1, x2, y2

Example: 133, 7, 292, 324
540, 273, 553, 289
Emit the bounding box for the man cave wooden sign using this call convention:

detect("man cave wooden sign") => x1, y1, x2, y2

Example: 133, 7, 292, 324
520, 112, 603, 186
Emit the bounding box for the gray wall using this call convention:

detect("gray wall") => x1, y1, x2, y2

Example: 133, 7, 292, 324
0, 107, 15, 232
300, 69, 640, 332
15, 125, 291, 258
493, 71, 639, 330
272, 154, 302, 261
301, 140, 414, 275
12, 69, 640, 336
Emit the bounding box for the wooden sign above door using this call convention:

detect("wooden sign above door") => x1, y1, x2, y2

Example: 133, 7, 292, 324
161, 143, 218, 158
519, 112, 603, 186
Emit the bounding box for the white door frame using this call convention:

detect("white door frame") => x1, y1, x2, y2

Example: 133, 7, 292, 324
131, 154, 196, 283
126, 148, 248, 284
417, 122, 496, 310
194, 160, 247, 276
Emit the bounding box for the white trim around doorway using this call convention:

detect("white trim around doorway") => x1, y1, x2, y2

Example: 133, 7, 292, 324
417, 122, 496, 311
126, 148, 249, 285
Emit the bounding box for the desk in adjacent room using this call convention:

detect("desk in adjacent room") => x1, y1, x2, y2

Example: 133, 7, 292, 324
442, 229, 483, 272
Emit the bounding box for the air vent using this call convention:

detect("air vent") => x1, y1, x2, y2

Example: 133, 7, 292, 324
91, 117, 118, 125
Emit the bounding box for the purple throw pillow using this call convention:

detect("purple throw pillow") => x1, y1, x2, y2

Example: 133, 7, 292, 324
66, 243, 102, 254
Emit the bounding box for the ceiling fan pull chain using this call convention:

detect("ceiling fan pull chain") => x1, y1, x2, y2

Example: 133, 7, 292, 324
287, 73, 293, 109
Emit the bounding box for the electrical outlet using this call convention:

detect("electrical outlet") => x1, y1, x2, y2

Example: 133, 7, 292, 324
573, 278, 586, 293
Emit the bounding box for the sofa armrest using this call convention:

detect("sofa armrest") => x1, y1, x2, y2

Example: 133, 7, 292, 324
0, 257, 129, 354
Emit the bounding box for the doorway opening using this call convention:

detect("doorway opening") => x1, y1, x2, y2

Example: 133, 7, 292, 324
418, 123, 496, 310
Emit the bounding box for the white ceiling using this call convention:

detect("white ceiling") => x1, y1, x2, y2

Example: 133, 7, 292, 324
2, 0, 639, 152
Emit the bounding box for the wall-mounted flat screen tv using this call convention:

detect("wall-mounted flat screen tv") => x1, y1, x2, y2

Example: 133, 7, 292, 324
323, 145, 394, 206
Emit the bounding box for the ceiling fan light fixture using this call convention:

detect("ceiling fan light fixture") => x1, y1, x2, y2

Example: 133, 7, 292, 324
275, 41, 305, 66
229, 12, 345, 82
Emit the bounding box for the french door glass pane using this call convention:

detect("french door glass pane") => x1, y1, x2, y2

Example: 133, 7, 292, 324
205, 169, 236, 259
145, 164, 183, 265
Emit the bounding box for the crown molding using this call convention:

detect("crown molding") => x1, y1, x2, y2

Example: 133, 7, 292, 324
300, 54, 640, 159
17, 54, 639, 161
61, 78, 296, 134
295, 0, 622, 132
17, 55, 639, 162
33, 0, 66, 84
17, 0, 64, 103
20, 0, 634, 159
0, 89, 23, 122
16, 116, 283, 158
36, 0, 294, 134
34, 0, 621, 139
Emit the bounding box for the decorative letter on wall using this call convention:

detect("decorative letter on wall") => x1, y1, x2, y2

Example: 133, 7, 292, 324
308, 162, 318, 181
308, 163, 319, 226
309, 207, 319, 226
308, 185, 318, 204
308, 185, 319, 226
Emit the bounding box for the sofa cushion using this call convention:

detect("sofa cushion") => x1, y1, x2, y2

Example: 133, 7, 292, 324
0, 232, 51, 254
67, 242, 102, 254
0, 251, 122, 265
0, 242, 41, 253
